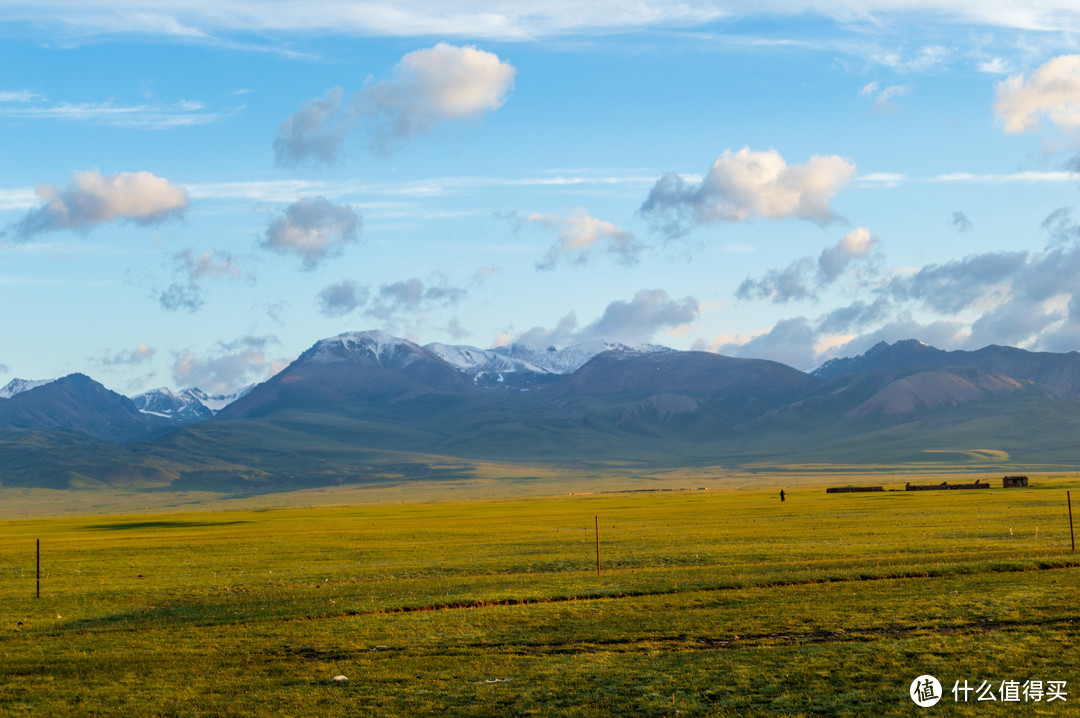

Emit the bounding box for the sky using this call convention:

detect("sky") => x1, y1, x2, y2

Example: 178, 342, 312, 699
4, 2, 1080, 395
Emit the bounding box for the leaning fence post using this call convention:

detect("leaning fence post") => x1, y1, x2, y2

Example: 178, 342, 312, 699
36, 538, 40, 599
1069, 491, 1075, 553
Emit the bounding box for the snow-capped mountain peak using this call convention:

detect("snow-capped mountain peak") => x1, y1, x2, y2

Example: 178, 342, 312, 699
130, 384, 255, 422
0, 378, 55, 399
308, 330, 427, 367
423, 338, 672, 387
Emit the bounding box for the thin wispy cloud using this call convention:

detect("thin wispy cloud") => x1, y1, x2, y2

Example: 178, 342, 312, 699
859, 80, 912, 110
11, 2, 1080, 40
0, 96, 240, 129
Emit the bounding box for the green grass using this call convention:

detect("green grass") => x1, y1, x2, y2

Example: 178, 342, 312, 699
1, 481, 1078, 716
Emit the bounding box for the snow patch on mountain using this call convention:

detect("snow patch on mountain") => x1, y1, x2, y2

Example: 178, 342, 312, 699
491, 340, 671, 375
0, 378, 55, 398
426, 339, 672, 384
131, 384, 255, 420
309, 330, 427, 368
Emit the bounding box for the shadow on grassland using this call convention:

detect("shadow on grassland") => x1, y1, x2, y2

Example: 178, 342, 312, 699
83, 520, 251, 531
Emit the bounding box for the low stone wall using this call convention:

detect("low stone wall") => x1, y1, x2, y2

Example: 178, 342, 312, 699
905, 481, 989, 491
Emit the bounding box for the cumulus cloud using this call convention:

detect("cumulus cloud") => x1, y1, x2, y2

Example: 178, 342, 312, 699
513, 289, 699, 348
263, 196, 360, 270
100, 342, 156, 366
952, 211, 973, 233
273, 87, 352, 166
737, 227, 877, 303
724, 219, 1080, 367
736, 258, 817, 304
995, 55, 1080, 135
579, 289, 699, 344
275, 43, 515, 165
705, 313, 969, 371
317, 279, 369, 317
366, 276, 466, 320
827, 318, 968, 359
172, 335, 282, 395
886, 250, 1028, 314
817, 298, 892, 334
12, 169, 188, 238
819, 226, 876, 281
639, 147, 855, 238
514, 313, 580, 348
715, 317, 820, 369
524, 209, 642, 269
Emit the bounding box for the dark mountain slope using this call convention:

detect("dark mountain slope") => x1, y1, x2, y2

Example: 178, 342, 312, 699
0, 374, 167, 442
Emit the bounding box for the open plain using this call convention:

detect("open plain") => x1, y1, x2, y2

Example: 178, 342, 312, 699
2, 472, 1077, 716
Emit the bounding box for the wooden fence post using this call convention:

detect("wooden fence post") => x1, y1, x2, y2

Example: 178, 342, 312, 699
595, 515, 600, 576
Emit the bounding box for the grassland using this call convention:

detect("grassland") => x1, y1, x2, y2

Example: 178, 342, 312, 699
1, 476, 1078, 716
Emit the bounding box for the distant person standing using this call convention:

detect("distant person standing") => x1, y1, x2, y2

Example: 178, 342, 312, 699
780, 489, 785, 502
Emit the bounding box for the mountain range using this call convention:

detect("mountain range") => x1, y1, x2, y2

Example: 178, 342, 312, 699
2, 331, 1079, 492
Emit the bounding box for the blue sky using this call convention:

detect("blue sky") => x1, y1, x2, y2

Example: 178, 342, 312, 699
4, 2, 1080, 394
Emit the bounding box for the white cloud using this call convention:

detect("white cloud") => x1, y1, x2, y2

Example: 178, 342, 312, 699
275, 43, 514, 164
317, 279, 369, 317
978, 57, 1011, 75
0, 96, 237, 128
160, 248, 246, 313
929, 170, 1080, 183
0, 90, 43, 102
860, 80, 911, 110
14, 2, 1080, 41
366, 276, 466, 320
173, 248, 243, 282
737, 227, 878, 303
13, 169, 188, 238
263, 196, 361, 270
172, 335, 281, 394
819, 227, 876, 281
514, 289, 699, 347
995, 54, 1080, 135
525, 209, 642, 269
100, 343, 156, 366
363, 43, 515, 130
640, 147, 855, 237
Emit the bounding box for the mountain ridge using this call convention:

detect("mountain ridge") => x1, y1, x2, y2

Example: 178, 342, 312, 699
3, 334, 1079, 491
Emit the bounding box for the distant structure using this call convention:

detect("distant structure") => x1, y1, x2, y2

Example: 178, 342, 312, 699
1002, 475, 1029, 488
905, 480, 989, 491
826, 486, 883, 493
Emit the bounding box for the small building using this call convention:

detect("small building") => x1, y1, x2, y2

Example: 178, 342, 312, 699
826, 486, 884, 493
1003, 475, 1029, 488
